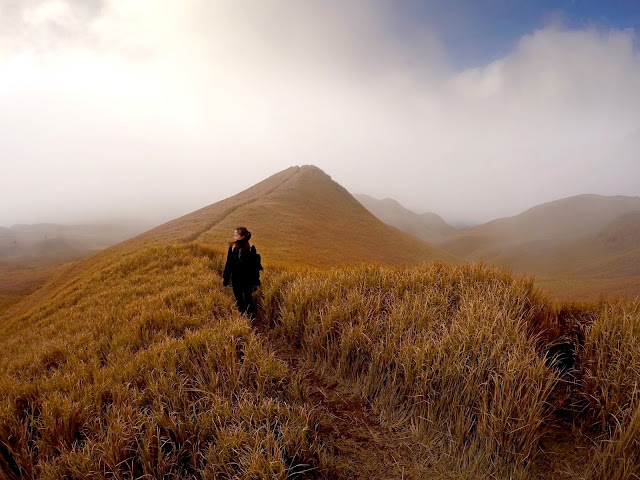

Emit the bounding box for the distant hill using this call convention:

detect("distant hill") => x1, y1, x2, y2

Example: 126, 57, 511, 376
437, 195, 640, 300
440, 195, 640, 256
0, 222, 149, 258
595, 211, 640, 253
355, 194, 457, 244
0, 222, 150, 315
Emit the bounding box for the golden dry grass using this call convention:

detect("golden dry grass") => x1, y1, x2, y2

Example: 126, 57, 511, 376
1, 238, 638, 478
0, 244, 326, 479
259, 264, 559, 477
1, 167, 639, 478
574, 300, 640, 480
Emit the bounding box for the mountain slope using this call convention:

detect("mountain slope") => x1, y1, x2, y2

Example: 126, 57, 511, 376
438, 195, 640, 261
594, 210, 640, 253
2, 166, 456, 321
437, 195, 640, 300
488, 210, 640, 277
1, 235, 638, 478
171, 165, 456, 267
1, 168, 639, 478
439, 194, 640, 259
355, 194, 456, 243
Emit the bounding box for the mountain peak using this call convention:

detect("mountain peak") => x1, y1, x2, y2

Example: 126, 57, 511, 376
134, 166, 455, 267
298, 164, 327, 175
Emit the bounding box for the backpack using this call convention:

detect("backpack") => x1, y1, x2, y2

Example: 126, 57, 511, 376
235, 244, 263, 287
253, 248, 263, 287
249, 245, 263, 287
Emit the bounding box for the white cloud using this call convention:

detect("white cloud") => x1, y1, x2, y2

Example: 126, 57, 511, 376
0, 0, 639, 227
22, 0, 74, 26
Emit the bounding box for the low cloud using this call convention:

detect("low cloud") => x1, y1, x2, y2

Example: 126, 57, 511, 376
1, 0, 639, 226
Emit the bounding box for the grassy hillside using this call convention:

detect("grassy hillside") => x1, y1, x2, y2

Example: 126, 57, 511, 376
595, 211, 640, 252
451, 194, 640, 249
139, 165, 456, 267
0, 259, 70, 317
462, 210, 640, 278
1, 241, 639, 478
0, 245, 326, 478
0, 223, 149, 316
2, 166, 639, 478
0, 166, 457, 324
536, 275, 640, 302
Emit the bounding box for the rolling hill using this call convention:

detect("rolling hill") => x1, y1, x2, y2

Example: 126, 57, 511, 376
438, 194, 640, 258
1, 165, 639, 478
1, 165, 457, 322
355, 194, 457, 243
434, 195, 640, 300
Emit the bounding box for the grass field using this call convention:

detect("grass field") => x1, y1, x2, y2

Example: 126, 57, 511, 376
0, 245, 325, 479
1, 167, 638, 478
1, 241, 639, 479
0, 258, 81, 317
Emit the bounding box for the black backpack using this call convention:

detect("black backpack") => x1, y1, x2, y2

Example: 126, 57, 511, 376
237, 245, 263, 286
251, 247, 263, 286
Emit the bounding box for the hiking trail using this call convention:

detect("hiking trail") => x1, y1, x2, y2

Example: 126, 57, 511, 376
250, 301, 437, 480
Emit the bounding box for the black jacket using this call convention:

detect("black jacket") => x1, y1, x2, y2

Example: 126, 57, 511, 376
222, 244, 262, 288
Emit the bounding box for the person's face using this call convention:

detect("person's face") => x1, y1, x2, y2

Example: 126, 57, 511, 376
233, 230, 242, 241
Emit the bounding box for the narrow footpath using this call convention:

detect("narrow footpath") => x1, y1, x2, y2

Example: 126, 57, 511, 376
250, 305, 437, 480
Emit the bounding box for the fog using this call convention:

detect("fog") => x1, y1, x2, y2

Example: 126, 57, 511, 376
1, 0, 640, 227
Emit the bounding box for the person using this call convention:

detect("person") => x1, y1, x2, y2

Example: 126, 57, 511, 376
222, 227, 262, 318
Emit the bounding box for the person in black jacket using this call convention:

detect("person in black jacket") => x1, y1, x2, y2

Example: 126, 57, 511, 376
222, 227, 262, 318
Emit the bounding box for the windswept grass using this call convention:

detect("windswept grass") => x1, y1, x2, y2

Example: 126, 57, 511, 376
0, 245, 325, 479
575, 300, 640, 480
260, 264, 560, 477
259, 264, 640, 478
1, 241, 639, 478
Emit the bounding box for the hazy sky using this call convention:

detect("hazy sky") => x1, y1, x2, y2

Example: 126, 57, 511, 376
2, 0, 640, 227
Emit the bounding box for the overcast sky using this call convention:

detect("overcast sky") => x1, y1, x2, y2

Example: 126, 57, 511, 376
1, 0, 640, 227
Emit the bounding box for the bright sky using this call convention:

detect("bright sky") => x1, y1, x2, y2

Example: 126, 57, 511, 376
1, 0, 640, 227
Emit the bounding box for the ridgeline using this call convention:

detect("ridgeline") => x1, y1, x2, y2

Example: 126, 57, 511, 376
1, 166, 638, 479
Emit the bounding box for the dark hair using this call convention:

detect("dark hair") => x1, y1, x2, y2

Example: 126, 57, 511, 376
230, 226, 251, 248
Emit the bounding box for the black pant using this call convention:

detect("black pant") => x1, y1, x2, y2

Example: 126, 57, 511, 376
232, 283, 254, 318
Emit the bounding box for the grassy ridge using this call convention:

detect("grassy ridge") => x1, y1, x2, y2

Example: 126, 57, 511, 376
260, 264, 559, 477
196, 166, 456, 267
1, 243, 639, 478
258, 266, 640, 478
0, 245, 324, 479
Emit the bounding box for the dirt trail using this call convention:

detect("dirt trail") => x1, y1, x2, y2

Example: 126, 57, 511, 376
186, 167, 300, 243
250, 311, 435, 480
